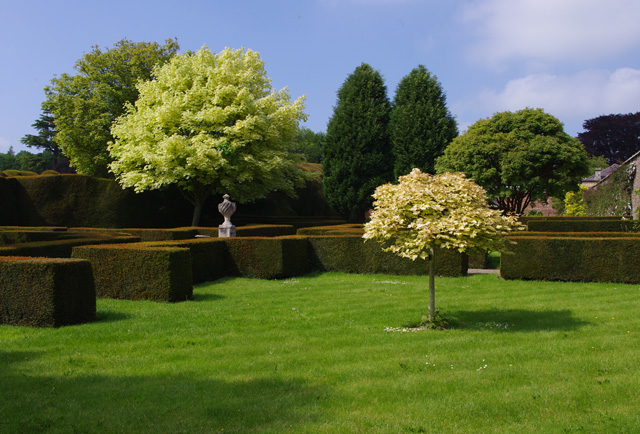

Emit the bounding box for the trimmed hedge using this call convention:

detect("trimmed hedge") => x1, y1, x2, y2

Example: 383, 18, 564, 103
0, 256, 95, 327
0, 232, 140, 258
72, 244, 193, 302
142, 238, 227, 284
222, 236, 311, 279
526, 219, 635, 232
297, 224, 364, 236
501, 236, 640, 283
502, 231, 640, 238
307, 235, 467, 277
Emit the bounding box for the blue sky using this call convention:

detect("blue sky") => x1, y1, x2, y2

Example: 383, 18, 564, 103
2, 0, 640, 154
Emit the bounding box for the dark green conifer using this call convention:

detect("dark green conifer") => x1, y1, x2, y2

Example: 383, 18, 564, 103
390, 65, 458, 177
323, 63, 393, 222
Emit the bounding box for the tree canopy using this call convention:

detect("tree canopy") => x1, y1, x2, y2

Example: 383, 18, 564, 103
577, 112, 640, 164
436, 108, 590, 214
323, 63, 394, 222
44, 38, 180, 177
364, 169, 522, 323
109, 46, 309, 226
390, 65, 458, 177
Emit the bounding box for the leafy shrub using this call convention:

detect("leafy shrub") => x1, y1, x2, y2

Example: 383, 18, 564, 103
0, 256, 95, 327
2, 170, 38, 177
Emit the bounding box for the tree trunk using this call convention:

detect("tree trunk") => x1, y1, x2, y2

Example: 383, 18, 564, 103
191, 198, 203, 227
428, 246, 436, 322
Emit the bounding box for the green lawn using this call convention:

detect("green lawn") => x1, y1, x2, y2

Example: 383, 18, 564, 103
1, 272, 639, 433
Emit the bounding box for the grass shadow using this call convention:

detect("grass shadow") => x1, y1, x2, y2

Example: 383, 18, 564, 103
191, 293, 226, 302
0, 367, 324, 433
448, 308, 590, 332
94, 310, 132, 323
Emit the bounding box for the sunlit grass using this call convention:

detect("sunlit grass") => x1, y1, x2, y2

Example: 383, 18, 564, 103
1, 273, 639, 433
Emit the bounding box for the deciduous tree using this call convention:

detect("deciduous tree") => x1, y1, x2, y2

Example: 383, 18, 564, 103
45, 38, 179, 177
436, 108, 590, 214
390, 65, 458, 177
364, 169, 522, 323
323, 63, 394, 221
578, 112, 640, 164
109, 46, 309, 226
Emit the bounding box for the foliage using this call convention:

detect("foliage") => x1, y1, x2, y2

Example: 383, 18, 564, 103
290, 127, 325, 163
563, 186, 587, 216
44, 38, 180, 177
583, 163, 636, 216
586, 155, 610, 174
436, 108, 591, 214
363, 169, 523, 321
0, 147, 56, 173
390, 65, 458, 177
323, 63, 394, 222
578, 112, 640, 164
110, 46, 309, 226
19, 109, 59, 156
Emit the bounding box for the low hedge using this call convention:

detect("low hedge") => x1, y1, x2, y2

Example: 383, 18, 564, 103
72, 244, 193, 302
297, 224, 364, 236
222, 236, 311, 279
0, 256, 95, 327
526, 219, 635, 232
501, 236, 640, 283
307, 236, 467, 277
502, 231, 640, 238
142, 238, 227, 284
0, 232, 140, 258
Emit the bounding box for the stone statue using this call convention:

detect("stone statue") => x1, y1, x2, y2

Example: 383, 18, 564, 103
218, 194, 236, 237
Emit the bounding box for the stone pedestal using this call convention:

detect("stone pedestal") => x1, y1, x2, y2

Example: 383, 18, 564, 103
218, 194, 236, 238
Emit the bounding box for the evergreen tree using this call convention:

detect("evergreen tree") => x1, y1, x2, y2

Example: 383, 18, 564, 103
323, 63, 393, 222
390, 65, 458, 177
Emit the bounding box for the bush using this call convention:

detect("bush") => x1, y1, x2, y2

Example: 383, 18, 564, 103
526, 219, 635, 232
143, 238, 227, 284
72, 244, 193, 302
222, 236, 311, 279
501, 236, 640, 283
0, 232, 140, 258
0, 256, 95, 327
2, 170, 38, 177
307, 235, 467, 276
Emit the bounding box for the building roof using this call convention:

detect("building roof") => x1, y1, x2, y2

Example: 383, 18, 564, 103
582, 164, 620, 183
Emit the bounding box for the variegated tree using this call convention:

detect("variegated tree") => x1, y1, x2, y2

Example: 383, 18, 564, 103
109, 46, 309, 226
363, 169, 523, 324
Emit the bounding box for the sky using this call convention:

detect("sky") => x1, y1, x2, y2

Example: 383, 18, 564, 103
1, 0, 640, 154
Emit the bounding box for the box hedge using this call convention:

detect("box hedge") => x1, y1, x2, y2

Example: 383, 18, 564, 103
0, 256, 95, 327
526, 219, 635, 232
307, 235, 467, 277
501, 236, 640, 283
72, 245, 193, 302
0, 232, 140, 258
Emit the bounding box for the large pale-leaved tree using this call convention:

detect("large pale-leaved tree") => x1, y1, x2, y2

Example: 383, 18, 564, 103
109, 46, 309, 226
363, 169, 523, 324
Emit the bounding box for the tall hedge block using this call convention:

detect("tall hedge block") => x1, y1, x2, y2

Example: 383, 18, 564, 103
0, 257, 96, 327
72, 245, 193, 302
143, 238, 227, 284
307, 236, 467, 276
222, 237, 311, 279
501, 236, 640, 283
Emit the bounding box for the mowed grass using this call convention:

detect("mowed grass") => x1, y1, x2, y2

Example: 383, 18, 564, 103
1, 272, 639, 434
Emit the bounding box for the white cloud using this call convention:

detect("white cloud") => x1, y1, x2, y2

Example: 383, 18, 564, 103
461, 0, 640, 65
454, 67, 640, 134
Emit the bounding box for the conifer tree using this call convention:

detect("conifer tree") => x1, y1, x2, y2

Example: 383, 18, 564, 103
390, 65, 458, 177
323, 63, 393, 222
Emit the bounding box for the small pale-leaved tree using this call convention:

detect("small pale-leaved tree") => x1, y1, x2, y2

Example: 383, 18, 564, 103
363, 169, 523, 324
